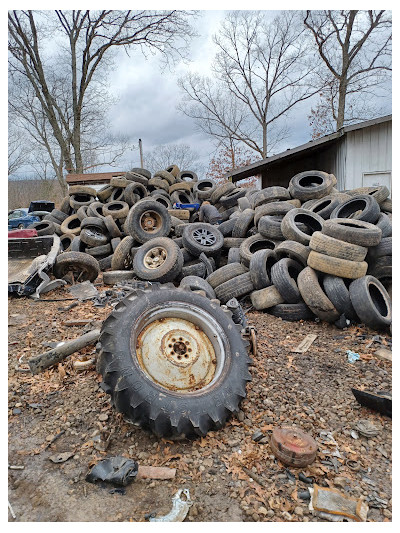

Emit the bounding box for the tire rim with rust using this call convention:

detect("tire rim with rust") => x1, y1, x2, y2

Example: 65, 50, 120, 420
140, 210, 162, 233
133, 304, 226, 393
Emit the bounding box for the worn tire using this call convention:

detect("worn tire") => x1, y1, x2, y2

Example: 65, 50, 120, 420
50, 208, 69, 223
59, 233, 75, 251
270, 258, 303, 303
274, 240, 310, 267
239, 234, 276, 267
297, 267, 340, 322
125, 200, 171, 243
228, 248, 241, 264
103, 201, 130, 219
103, 270, 135, 285
97, 285, 252, 438
254, 201, 295, 226
330, 194, 380, 223
133, 237, 183, 283
219, 218, 236, 237
70, 236, 86, 252
178, 170, 198, 182
206, 263, 248, 289
376, 213, 392, 238
288, 171, 334, 201
97, 185, 114, 203
68, 185, 97, 197
268, 303, 314, 321
322, 218, 382, 247
80, 227, 109, 247
253, 187, 291, 208
193, 179, 216, 200
180, 276, 216, 299
258, 215, 285, 240
307, 250, 367, 279
80, 216, 107, 232
104, 215, 122, 238
219, 188, 247, 208
281, 209, 324, 245
309, 231, 368, 262
53, 251, 100, 282
250, 285, 284, 311
346, 186, 390, 205
85, 243, 112, 257
182, 223, 224, 257
128, 168, 151, 181
349, 276, 391, 329
69, 193, 95, 210
60, 214, 81, 236
111, 236, 135, 270
181, 261, 207, 279
29, 220, 55, 236
322, 275, 358, 322
210, 182, 236, 204
302, 194, 349, 219
214, 272, 254, 304
249, 249, 277, 290
232, 209, 255, 238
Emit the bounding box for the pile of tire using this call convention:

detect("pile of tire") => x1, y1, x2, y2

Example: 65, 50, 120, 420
31, 167, 391, 331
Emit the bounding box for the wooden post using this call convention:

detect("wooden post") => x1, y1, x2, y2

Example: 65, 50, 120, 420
28, 329, 101, 374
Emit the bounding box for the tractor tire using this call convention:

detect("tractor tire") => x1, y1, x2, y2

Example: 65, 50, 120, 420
97, 285, 252, 438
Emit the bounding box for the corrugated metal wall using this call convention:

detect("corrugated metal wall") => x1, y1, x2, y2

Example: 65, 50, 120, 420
260, 121, 391, 192
343, 121, 392, 191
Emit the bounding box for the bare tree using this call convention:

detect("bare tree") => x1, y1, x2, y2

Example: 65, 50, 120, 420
142, 143, 203, 175
304, 10, 392, 131
8, 10, 196, 186
8, 124, 32, 176
179, 11, 318, 159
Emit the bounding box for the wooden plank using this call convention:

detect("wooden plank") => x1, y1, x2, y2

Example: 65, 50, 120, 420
292, 334, 318, 353
374, 348, 392, 362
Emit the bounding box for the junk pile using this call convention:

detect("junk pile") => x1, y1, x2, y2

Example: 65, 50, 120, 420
29, 168, 391, 332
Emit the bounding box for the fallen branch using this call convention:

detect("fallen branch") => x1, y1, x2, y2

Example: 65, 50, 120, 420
28, 329, 100, 374
241, 466, 267, 488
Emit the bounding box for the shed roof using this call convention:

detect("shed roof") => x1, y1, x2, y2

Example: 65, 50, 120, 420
226, 115, 392, 182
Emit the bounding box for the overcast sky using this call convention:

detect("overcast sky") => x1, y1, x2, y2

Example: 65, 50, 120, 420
105, 9, 392, 175
8, 7, 392, 179
106, 10, 318, 172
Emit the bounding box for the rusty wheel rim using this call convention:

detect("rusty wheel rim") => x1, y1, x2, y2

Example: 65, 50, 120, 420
132, 305, 225, 393
140, 211, 162, 233
143, 246, 167, 269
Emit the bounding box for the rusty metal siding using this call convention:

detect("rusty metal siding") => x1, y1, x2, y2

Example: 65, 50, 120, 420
343, 121, 392, 191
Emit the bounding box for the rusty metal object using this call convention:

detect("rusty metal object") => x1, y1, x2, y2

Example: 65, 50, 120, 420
134, 306, 223, 393
270, 425, 317, 467
140, 210, 162, 233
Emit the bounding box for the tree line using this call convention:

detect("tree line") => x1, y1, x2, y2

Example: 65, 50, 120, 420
8, 10, 391, 189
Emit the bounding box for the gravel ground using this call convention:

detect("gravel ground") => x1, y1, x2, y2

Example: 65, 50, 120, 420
8, 286, 392, 522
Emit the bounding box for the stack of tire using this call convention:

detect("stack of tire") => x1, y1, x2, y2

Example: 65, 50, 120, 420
31, 166, 391, 331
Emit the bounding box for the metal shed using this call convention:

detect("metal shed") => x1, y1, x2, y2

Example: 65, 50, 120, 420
227, 115, 392, 194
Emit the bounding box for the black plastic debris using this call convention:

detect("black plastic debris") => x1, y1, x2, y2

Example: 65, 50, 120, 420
351, 388, 392, 418
86, 456, 139, 486
109, 487, 126, 495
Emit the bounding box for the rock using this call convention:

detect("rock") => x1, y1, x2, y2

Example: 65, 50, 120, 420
383, 509, 392, 519
203, 458, 213, 467
252, 429, 264, 442
98, 413, 108, 422
12, 408, 21, 415
294, 506, 304, 516
237, 410, 245, 422
227, 439, 241, 448
281, 511, 292, 521
258, 506, 268, 516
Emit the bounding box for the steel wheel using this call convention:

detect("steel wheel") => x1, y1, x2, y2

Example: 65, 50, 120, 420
133, 303, 225, 393
140, 210, 162, 233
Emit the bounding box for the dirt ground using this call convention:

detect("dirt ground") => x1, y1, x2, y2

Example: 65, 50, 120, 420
8, 285, 392, 522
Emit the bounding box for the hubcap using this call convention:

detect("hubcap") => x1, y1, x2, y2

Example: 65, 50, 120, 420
133, 305, 226, 393
143, 246, 167, 269
192, 228, 216, 246
140, 211, 162, 233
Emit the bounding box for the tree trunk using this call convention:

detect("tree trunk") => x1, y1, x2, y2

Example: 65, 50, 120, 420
262, 124, 267, 159
336, 79, 348, 130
